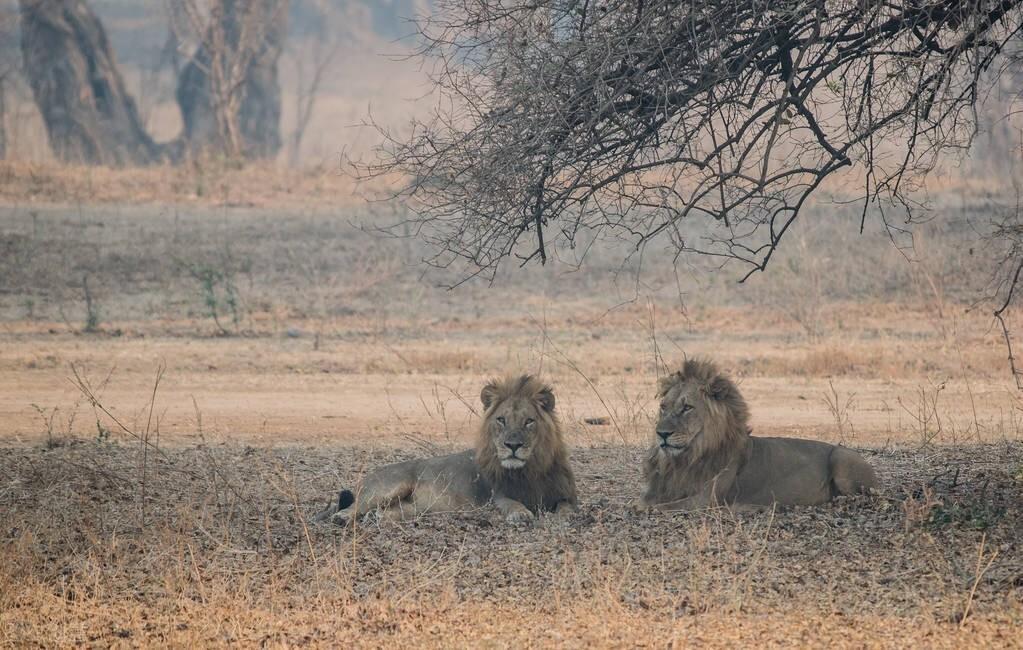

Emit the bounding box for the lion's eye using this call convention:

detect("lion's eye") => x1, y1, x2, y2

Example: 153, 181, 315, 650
496, 416, 507, 426
524, 418, 535, 427
681, 404, 693, 413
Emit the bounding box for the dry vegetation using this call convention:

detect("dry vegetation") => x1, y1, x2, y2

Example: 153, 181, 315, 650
0, 160, 375, 207
1, 176, 1022, 646
1, 441, 1021, 647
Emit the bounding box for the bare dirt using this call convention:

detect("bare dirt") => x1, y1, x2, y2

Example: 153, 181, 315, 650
1, 195, 1022, 647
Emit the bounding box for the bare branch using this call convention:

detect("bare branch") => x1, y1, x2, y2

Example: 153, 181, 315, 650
355, 0, 1023, 287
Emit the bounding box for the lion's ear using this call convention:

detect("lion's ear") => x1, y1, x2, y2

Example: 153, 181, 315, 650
536, 387, 555, 413
480, 382, 500, 410
657, 372, 681, 398
708, 375, 737, 402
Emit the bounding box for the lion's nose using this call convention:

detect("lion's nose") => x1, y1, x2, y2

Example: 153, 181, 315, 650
657, 430, 672, 441
505, 442, 523, 454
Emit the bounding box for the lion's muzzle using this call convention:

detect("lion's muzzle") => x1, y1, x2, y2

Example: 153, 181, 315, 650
498, 439, 529, 468
657, 430, 688, 455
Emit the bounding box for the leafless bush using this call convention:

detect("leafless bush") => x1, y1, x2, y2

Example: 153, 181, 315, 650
988, 195, 1023, 388
359, 0, 1023, 287
898, 379, 949, 447
821, 379, 856, 445
758, 230, 826, 341
284, 0, 342, 166
169, 0, 288, 159
909, 229, 953, 342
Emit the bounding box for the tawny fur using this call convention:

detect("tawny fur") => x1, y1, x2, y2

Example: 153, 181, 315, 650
474, 375, 577, 512
314, 375, 577, 524
641, 358, 879, 510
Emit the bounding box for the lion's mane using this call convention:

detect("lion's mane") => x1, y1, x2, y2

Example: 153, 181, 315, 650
643, 358, 751, 504
475, 375, 576, 512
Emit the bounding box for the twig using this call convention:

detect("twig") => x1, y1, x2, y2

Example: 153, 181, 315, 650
68, 363, 172, 462
529, 314, 626, 443
994, 258, 1023, 390
959, 533, 999, 630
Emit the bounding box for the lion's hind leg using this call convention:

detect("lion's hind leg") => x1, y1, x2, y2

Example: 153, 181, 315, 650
332, 474, 416, 525
829, 446, 879, 496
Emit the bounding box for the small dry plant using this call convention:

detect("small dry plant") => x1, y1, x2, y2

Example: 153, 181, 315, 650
901, 485, 943, 532
30, 400, 81, 449
68, 361, 167, 527
821, 379, 856, 445
897, 380, 948, 447
958, 534, 1000, 630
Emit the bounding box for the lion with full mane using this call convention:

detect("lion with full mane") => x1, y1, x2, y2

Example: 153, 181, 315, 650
315, 375, 577, 524
638, 358, 878, 511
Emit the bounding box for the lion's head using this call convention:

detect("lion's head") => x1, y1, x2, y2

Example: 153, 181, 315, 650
477, 375, 560, 471
475, 375, 577, 513
653, 358, 750, 461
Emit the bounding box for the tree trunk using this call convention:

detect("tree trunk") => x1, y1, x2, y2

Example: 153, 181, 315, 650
18, 0, 160, 165
174, 0, 287, 160
0, 75, 7, 160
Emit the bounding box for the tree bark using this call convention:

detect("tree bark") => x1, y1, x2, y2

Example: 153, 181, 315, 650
174, 0, 287, 160
18, 0, 160, 165
0, 75, 7, 160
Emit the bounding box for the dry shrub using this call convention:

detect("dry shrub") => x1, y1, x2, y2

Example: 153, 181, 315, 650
0, 160, 390, 207
2, 440, 1020, 646
902, 485, 943, 532
741, 347, 867, 378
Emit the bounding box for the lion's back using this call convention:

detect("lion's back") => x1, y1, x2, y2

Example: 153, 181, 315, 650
735, 437, 854, 505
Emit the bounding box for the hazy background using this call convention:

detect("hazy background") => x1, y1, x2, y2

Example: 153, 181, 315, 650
2, 1, 435, 164
0, 0, 1017, 176
1, 4, 1022, 646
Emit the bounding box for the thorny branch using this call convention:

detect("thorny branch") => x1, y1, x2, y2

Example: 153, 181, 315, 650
991, 201, 1023, 389
357, 0, 1022, 287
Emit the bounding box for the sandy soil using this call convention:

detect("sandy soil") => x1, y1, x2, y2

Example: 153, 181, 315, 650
1, 439, 1020, 647
1, 199, 1021, 647
0, 311, 1017, 448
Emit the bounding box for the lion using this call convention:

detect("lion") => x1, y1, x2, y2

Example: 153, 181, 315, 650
314, 375, 577, 525
637, 358, 878, 511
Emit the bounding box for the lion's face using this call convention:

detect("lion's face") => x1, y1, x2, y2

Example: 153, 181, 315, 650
655, 380, 704, 456
481, 380, 556, 469
652, 360, 750, 461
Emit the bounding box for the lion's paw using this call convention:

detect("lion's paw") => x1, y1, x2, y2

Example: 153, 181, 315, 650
505, 507, 535, 523
629, 499, 653, 515
329, 510, 353, 527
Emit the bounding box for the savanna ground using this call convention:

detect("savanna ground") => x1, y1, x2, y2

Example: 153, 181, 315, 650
1, 169, 1022, 647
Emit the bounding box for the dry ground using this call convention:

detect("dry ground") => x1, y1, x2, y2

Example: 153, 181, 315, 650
1, 441, 1021, 647
1, 191, 1022, 647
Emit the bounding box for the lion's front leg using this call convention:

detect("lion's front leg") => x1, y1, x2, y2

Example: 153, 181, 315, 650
494, 495, 534, 522
630, 494, 655, 514
553, 499, 577, 517
645, 492, 715, 513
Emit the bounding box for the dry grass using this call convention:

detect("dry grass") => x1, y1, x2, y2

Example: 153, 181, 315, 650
1, 178, 1022, 645
0, 160, 391, 208
1, 440, 1020, 647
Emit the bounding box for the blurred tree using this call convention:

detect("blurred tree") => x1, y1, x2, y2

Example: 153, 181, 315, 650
286, 0, 341, 166
173, 0, 289, 160
0, 8, 17, 160
18, 0, 160, 165
16, 0, 289, 164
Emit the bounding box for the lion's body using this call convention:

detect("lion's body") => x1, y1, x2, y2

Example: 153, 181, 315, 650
316, 376, 577, 524
341, 450, 490, 521
644, 435, 879, 509
642, 359, 878, 511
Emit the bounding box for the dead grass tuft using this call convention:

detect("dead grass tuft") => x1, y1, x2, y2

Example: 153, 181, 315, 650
0, 160, 393, 208
1, 441, 1020, 646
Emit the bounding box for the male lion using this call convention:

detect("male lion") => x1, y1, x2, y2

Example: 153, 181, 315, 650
638, 358, 878, 511
315, 375, 577, 524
